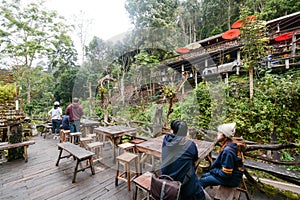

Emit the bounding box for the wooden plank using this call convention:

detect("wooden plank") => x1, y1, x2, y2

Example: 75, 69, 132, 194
57, 142, 94, 160
245, 159, 300, 185
2, 132, 292, 199
0, 140, 35, 150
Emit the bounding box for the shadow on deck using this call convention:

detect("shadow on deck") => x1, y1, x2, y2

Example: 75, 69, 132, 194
0, 135, 133, 200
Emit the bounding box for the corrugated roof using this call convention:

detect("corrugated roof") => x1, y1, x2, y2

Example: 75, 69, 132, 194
197, 33, 223, 44
267, 11, 300, 25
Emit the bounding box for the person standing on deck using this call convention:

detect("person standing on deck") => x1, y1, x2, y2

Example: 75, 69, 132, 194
48, 101, 62, 137
66, 97, 83, 144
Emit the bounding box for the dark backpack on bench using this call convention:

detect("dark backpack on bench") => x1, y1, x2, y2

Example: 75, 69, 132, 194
150, 174, 181, 200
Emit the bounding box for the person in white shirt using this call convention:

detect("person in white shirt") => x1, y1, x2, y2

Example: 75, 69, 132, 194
48, 101, 62, 135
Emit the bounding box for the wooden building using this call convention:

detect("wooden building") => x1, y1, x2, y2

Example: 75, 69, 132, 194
0, 70, 25, 142
158, 11, 300, 86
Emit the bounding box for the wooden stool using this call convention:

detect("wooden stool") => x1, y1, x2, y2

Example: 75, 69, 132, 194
130, 138, 146, 144
88, 133, 97, 141
60, 129, 70, 143
70, 132, 82, 144
118, 142, 136, 155
132, 172, 152, 200
96, 132, 110, 146
209, 179, 250, 200
86, 141, 104, 163
115, 152, 139, 191
80, 137, 93, 148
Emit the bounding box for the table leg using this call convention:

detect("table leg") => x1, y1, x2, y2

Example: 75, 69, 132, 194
111, 137, 118, 163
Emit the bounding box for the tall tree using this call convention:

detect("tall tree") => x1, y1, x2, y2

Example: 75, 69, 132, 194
125, 0, 184, 50
72, 10, 93, 64
125, 0, 180, 29
239, 8, 270, 100
243, 0, 300, 21
178, 0, 202, 43
0, 0, 77, 104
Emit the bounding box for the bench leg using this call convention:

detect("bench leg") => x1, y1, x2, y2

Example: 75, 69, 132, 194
133, 184, 138, 200
73, 159, 80, 183
23, 145, 28, 162
56, 148, 63, 166
89, 157, 95, 175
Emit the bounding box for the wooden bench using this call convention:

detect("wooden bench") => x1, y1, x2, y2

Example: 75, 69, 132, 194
206, 178, 251, 200
0, 140, 35, 162
56, 142, 95, 183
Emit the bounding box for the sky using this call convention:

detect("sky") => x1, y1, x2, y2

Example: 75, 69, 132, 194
44, 0, 133, 62
45, 0, 132, 41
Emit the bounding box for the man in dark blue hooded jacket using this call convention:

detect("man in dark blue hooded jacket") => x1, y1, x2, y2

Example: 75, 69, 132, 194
161, 120, 205, 200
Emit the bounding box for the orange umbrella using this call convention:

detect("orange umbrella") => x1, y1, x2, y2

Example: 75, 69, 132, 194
222, 29, 241, 40
176, 47, 190, 54
231, 15, 257, 29
275, 32, 293, 41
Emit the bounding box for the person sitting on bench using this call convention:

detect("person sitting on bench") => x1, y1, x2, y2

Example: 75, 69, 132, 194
62, 115, 70, 130
199, 122, 246, 189
161, 120, 206, 200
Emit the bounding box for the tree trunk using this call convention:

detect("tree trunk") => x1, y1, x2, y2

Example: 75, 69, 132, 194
89, 82, 92, 116
227, 0, 231, 30
121, 72, 125, 105
27, 78, 31, 104
246, 142, 299, 151
249, 67, 254, 99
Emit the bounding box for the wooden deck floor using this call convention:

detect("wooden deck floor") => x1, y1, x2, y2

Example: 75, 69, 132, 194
1, 134, 295, 200
0, 135, 134, 200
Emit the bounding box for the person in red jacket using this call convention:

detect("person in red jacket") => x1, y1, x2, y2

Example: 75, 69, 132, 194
66, 97, 83, 144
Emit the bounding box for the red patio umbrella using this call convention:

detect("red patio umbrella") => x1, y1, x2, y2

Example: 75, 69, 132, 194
274, 32, 293, 41
231, 15, 257, 29
222, 29, 241, 40
176, 47, 190, 54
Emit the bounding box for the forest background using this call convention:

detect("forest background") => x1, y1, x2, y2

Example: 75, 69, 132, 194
0, 0, 299, 161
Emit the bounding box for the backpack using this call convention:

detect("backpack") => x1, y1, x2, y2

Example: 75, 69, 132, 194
150, 173, 181, 200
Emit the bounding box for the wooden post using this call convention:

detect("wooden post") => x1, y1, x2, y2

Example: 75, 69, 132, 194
237, 51, 241, 75
89, 82, 92, 116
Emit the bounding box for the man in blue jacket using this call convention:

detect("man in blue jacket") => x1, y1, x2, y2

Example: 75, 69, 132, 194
161, 120, 205, 200
61, 115, 70, 130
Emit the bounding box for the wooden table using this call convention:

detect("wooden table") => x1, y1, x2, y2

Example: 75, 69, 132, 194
93, 126, 137, 162
39, 123, 52, 139
135, 135, 216, 172
80, 119, 100, 136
